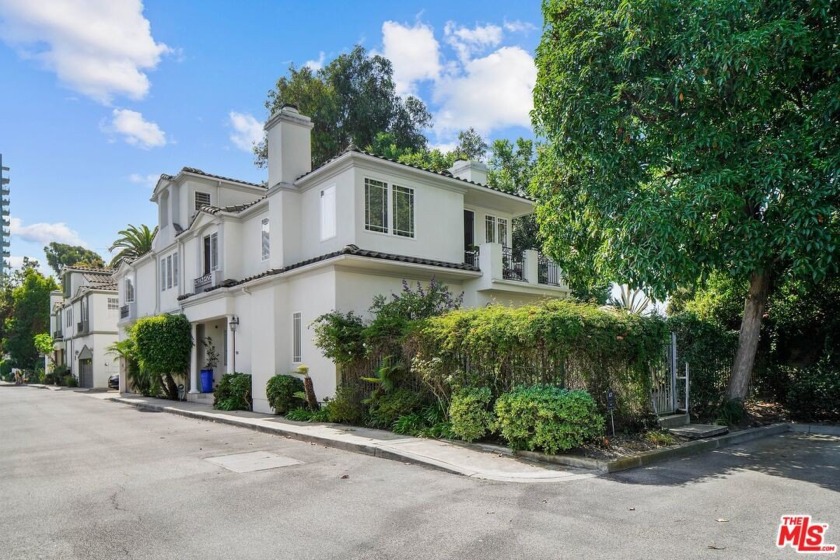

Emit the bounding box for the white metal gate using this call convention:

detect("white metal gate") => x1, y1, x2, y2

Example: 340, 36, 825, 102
651, 333, 678, 415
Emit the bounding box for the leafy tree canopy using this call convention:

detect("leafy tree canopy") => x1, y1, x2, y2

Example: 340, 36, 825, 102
532, 0, 839, 399
257, 45, 432, 168
4, 264, 57, 368
44, 242, 105, 276
108, 224, 157, 267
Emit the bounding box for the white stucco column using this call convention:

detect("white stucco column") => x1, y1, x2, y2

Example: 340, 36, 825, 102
189, 323, 199, 393
524, 249, 539, 284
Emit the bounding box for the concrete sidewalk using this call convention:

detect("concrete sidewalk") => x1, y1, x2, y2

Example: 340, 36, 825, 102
101, 393, 597, 483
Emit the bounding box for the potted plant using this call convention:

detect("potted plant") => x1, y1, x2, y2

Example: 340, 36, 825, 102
200, 337, 219, 393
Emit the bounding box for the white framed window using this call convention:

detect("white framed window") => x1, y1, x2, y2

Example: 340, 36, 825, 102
392, 185, 414, 238
173, 255, 179, 287
364, 178, 415, 238
125, 279, 135, 303
203, 233, 219, 273
292, 312, 302, 363
485, 215, 509, 247
320, 186, 336, 240
364, 178, 388, 233
261, 218, 270, 261
160, 258, 166, 291
166, 256, 173, 289
195, 191, 210, 211
66, 307, 72, 327
108, 298, 119, 310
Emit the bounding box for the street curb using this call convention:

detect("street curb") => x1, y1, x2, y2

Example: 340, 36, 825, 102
514, 423, 802, 473
110, 398, 461, 476
109, 396, 836, 477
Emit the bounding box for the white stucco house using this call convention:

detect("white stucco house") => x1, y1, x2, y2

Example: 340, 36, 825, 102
114, 106, 570, 413
49, 266, 120, 388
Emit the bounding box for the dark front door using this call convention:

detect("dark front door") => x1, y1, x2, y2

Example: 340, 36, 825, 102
463, 210, 475, 250
79, 359, 93, 388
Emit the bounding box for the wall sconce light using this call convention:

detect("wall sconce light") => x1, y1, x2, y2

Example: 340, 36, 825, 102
229, 316, 239, 332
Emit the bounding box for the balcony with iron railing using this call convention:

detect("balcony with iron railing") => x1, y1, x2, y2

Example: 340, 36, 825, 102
470, 243, 568, 293
53, 330, 63, 340
76, 321, 89, 335
194, 273, 212, 292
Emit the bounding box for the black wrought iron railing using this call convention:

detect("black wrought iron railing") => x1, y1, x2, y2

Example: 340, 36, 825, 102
502, 247, 525, 281
194, 273, 212, 291
120, 305, 129, 319
537, 253, 562, 286
464, 248, 479, 267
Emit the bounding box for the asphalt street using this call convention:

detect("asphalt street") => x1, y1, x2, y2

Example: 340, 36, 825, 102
1, 386, 837, 560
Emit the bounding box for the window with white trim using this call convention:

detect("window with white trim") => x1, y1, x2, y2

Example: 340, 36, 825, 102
108, 298, 119, 310
66, 307, 73, 327
261, 218, 270, 261
203, 233, 219, 274
195, 191, 210, 211
160, 257, 167, 291
125, 279, 135, 303
484, 215, 509, 247
173, 255, 179, 287
320, 186, 336, 240
364, 178, 415, 238
292, 312, 302, 363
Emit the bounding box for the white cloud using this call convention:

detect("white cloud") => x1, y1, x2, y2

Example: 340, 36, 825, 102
108, 109, 167, 148
303, 51, 325, 71
433, 46, 536, 135
128, 173, 159, 189
503, 20, 537, 34
0, 0, 170, 104
6, 255, 28, 270
228, 111, 263, 153
381, 21, 441, 96
444, 22, 503, 64
9, 217, 85, 246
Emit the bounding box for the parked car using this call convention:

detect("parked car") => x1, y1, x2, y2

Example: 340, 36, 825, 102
108, 374, 119, 390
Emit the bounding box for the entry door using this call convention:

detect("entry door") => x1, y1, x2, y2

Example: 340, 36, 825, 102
79, 359, 93, 388
463, 210, 475, 250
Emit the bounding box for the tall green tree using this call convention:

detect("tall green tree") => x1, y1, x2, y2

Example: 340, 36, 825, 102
44, 242, 105, 276
108, 224, 157, 267
5, 264, 57, 368
532, 0, 839, 401
257, 45, 432, 168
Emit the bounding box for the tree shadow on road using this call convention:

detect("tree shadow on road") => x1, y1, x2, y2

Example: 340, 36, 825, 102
606, 433, 840, 493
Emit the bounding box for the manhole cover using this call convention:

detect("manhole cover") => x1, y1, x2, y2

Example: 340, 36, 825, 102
205, 451, 302, 473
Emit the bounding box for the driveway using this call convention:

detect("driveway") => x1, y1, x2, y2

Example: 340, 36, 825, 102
1, 386, 837, 559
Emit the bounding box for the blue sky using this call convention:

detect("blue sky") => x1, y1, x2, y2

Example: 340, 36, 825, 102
0, 0, 543, 274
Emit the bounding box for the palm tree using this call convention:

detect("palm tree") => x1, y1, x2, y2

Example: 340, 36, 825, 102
108, 224, 157, 267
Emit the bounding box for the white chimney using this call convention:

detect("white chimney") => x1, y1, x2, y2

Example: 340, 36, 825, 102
450, 160, 488, 185
265, 106, 314, 188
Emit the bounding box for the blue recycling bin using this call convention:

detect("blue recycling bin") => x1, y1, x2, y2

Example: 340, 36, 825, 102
200, 369, 214, 393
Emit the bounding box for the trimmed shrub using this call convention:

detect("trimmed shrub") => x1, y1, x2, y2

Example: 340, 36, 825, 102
266, 374, 305, 415
367, 388, 426, 429
449, 387, 495, 442
326, 384, 367, 424
213, 373, 252, 411
43, 372, 56, 385
495, 385, 603, 453
62, 374, 78, 388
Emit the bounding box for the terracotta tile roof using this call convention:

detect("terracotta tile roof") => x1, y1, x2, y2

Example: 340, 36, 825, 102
176, 196, 268, 237
295, 146, 533, 202
180, 167, 266, 189
178, 245, 479, 302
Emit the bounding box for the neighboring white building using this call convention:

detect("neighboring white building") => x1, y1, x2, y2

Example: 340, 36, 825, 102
49, 266, 120, 388
115, 106, 570, 413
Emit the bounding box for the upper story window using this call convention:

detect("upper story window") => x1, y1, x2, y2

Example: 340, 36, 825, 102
203, 232, 219, 274
160, 254, 178, 291
108, 298, 119, 310
125, 279, 135, 303
261, 218, 270, 261
364, 178, 414, 238
292, 312, 302, 363
320, 186, 336, 240
195, 191, 211, 211
485, 215, 509, 247
66, 307, 73, 327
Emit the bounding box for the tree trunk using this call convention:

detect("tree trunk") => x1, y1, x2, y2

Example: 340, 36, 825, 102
727, 270, 771, 401
303, 376, 319, 411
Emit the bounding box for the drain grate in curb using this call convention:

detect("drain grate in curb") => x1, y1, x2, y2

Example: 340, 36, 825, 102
205, 451, 302, 473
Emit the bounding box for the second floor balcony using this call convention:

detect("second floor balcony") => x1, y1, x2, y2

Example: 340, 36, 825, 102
469, 243, 569, 294
76, 321, 89, 335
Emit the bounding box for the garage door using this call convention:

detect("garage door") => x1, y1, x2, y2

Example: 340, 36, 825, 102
79, 359, 93, 388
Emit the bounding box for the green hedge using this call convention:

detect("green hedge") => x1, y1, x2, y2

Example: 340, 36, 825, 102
449, 387, 494, 442
266, 374, 305, 415
495, 386, 603, 453
213, 373, 252, 411
409, 300, 668, 423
